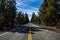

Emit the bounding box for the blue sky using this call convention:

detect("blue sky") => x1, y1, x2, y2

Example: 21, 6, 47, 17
16, 0, 43, 20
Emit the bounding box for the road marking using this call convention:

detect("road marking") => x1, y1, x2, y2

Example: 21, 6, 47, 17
0, 27, 20, 37
28, 28, 32, 40
0, 32, 8, 36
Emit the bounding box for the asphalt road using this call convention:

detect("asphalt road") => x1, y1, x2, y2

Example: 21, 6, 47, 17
0, 23, 60, 40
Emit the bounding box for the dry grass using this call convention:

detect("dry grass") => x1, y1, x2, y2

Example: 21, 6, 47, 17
37, 25, 60, 33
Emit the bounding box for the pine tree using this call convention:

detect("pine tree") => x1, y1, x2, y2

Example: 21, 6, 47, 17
16, 12, 29, 25
24, 13, 29, 24
39, 0, 60, 28
0, 0, 16, 30
31, 12, 36, 23
31, 12, 40, 24
16, 11, 23, 25
6, 0, 16, 26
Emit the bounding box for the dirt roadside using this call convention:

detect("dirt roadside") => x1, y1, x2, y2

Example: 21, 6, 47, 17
37, 25, 60, 33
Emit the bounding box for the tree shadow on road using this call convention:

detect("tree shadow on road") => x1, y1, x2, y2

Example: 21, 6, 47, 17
0, 26, 42, 34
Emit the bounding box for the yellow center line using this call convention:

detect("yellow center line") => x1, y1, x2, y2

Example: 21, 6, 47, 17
28, 28, 32, 40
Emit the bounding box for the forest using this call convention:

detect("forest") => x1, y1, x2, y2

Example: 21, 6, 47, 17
0, 0, 60, 31
31, 0, 60, 29
0, 0, 29, 31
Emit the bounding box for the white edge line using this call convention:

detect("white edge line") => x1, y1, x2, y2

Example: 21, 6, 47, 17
0, 32, 8, 37
0, 27, 20, 37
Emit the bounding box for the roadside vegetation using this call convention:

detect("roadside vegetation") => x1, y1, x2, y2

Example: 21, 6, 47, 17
0, 0, 60, 31
31, 0, 60, 29
0, 0, 29, 31
31, 12, 41, 25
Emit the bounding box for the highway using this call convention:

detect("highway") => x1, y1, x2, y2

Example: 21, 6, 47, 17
0, 23, 60, 40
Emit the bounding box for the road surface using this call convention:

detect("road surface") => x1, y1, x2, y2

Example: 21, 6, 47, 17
0, 23, 60, 40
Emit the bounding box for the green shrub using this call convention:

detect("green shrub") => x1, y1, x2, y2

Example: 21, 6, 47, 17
56, 23, 60, 29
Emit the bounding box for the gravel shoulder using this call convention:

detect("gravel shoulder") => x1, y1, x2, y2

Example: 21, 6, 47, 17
34, 24, 60, 33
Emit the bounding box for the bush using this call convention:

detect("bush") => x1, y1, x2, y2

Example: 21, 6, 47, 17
56, 23, 60, 29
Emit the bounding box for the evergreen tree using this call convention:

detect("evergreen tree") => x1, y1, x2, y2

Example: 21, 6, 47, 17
39, 0, 60, 28
31, 12, 36, 23
0, 0, 16, 30
16, 11, 23, 25
16, 12, 29, 25
31, 12, 40, 24
24, 13, 29, 24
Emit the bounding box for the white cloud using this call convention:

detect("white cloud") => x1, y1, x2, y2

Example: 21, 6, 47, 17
17, 8, 38, 14
17, 8, 38, 20
16, 1, 39, 11
16, 0, 39, 20
16, 0, 23, 6
16, 0, 39, 12
26, 0, 38, 2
